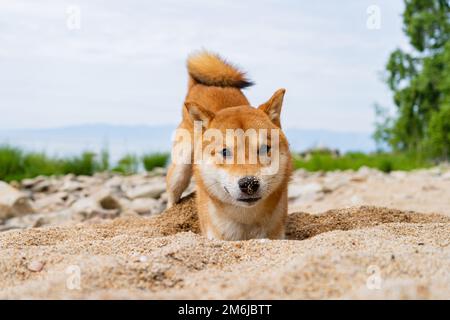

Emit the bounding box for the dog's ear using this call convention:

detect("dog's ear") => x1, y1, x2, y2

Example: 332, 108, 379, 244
258, 88, 286, 127
184, 101, 215, 128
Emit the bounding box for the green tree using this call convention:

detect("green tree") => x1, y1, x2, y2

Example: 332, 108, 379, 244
427, 105, 450, 159
376, 0, 450, 160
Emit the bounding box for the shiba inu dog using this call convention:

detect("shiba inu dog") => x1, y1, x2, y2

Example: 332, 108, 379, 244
166, 51, 292, 240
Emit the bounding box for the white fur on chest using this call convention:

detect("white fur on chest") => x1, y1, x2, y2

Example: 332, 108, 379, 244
205, 199, 283, 240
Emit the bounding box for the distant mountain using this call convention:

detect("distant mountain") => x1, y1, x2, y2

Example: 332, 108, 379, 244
0, 124, 174, 162
285, 128, 376, 153
0, 124, 376, 161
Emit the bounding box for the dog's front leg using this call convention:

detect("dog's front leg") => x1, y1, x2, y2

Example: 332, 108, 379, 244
166, 123, 194, 208
166, 163, 192, 208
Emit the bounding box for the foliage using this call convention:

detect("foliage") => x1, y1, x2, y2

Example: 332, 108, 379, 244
0, 145, 169, 181
0, 144, 436, 181
375, 0, 450, 160
112, 154, 140, 175
293, 151, 432, 173
142, 153, 169, 171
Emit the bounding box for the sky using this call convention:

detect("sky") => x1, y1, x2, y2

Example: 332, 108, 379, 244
0, 0, 409, 132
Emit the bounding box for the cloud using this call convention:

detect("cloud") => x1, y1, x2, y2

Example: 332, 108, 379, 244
0, 0, 406, 132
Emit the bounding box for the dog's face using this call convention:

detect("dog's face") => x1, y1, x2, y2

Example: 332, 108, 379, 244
186, 89, 291, 207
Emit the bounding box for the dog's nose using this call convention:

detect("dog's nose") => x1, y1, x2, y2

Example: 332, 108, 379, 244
238, 176, 260, 195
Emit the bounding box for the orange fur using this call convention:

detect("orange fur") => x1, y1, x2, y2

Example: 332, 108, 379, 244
187, 51, 253, 89
167, 50, 292, 240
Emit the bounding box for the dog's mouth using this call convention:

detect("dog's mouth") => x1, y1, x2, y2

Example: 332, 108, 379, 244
224, 187, 261, 204
236, 197, 261, 203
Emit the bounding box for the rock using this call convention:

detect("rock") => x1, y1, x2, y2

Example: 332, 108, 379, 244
21, 176, 45, 189
0, 225, 20, 232
350, 166, 373, 182
121, 210, 140, 217
93, 172, 113, 179
99, 196, 120, 210
139, 255, 149, 263
9, 180, 20, 189
350, 177, 366, 183
95, 190, 121, 211
442, 171, 450, 181
288, 183, 323, 200
76, 175, 93, 183
61, 180, 84, 192
64, 194, 78, 207
291, 169, 309, 179
323, 175, 349, 192
70, 196, 119, 221
97, 210, 120, 219
428, 167, 442, 176
27, 260, 45, 272
63, 173, 76, 181
422, 185, 438, 191
153, 201, 166, 214
357, 166, 372, 175
119, 197, 131, 208
159, 192, 168, 202
33, 192, 68, 212
147, 167, 167, 177
3, 210, 73, 229
350, 175, 367, 183
126, 184, 166, 199
390, 171, 407, 179
31, 179, 53, 192
124, 176, 147, 188
104, 176, 124, 188
129, 198, 160, 215
70, 197, 97, 215
350, 195, 363, 205
288, 182, 324, 206
0, 181, 34, 219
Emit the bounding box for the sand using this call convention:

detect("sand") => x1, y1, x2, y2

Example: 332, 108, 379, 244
1, 193, 450, 299
289, 168, 450, 216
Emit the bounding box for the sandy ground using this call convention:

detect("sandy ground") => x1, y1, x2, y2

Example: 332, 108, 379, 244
1, 192, 450, 299
1, 168, 450, 299
288, 168, 450, 216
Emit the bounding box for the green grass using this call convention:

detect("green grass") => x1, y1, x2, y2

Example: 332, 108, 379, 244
60, 152, 105, 176
293, 151, 433, 173
0, 146, 26, 182
112, 154, 140, 175
142, 153, 169, 171
0, 145, 111, 182
0, 145, 172, 182
0, 145, 435, 182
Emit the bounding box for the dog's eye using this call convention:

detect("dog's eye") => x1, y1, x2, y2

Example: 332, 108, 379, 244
221, 148, 232, 158
258, 144, 271, 155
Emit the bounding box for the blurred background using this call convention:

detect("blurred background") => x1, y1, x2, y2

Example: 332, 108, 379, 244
0, 0, 449, 179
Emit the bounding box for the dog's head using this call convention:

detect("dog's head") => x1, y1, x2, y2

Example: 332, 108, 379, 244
185, 89, 292, 207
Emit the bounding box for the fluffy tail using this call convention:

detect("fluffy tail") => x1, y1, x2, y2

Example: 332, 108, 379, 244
187, 51, 253, 89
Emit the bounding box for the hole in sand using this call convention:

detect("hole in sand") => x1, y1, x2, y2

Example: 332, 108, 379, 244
152, 193, 450, 240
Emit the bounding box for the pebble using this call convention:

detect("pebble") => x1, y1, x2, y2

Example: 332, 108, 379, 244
27, 260, 45, 272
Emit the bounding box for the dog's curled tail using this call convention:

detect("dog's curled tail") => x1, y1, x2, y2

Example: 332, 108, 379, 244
187, 51, 253, 89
